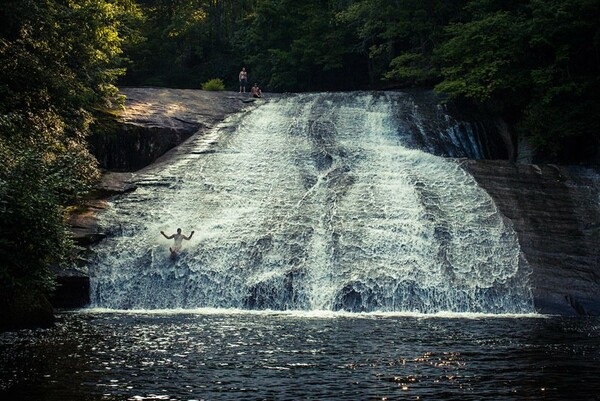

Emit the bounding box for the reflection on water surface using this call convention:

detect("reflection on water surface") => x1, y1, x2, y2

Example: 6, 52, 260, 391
1, 311, 599, 400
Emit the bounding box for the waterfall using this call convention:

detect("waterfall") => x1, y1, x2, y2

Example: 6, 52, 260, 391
89, 92, 533, 313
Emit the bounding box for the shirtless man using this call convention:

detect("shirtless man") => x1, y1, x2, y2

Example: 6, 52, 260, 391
239, 67, 248, 93
250, 83, 262, 98
161, 228, 194, 256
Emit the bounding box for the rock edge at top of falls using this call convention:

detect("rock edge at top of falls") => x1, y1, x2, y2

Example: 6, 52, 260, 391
67, 88, 600, 316
118, 86, 257, 131
89, 87, 262, 171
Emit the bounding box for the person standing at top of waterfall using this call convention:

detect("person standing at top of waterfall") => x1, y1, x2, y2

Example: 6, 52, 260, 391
239, 67, 248, 93
161, 228, 194, 256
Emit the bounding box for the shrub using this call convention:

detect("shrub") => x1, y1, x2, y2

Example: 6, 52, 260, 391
201, 78, 225, 91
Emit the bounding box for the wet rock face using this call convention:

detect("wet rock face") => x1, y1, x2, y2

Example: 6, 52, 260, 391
67, 173, 136, 247
462, 160, 600, 315
90, 125, 195, 171
394, 89, 514, 160
90, 87, 250, 171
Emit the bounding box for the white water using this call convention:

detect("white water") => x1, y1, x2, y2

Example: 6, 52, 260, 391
89, 92, 533, 313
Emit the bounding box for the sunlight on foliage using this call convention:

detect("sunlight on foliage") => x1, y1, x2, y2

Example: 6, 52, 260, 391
0, 0, 140, 300
201, 78, 225, 91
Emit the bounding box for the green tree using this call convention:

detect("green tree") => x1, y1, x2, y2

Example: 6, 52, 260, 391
434, 0, 600, 161
0, 0, 141, 320
434, 9, 529, 104
338, 0, 467, 87
240, 0, 365, 91
122, 0, 256, 88
520, 0, 600, 160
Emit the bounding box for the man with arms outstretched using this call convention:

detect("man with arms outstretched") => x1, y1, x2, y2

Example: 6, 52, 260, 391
161, 228, 194, 256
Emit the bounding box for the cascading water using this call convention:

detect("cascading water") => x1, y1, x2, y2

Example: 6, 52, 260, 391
89, 92, 533, 313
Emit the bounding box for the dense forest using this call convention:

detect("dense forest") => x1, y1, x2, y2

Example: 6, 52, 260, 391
1, 0, 599, 324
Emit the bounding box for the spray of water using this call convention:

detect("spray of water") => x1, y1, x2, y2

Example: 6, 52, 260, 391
89, 92, 533, 313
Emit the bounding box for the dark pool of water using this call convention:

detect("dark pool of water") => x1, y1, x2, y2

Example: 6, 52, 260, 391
1, 311, 599, 400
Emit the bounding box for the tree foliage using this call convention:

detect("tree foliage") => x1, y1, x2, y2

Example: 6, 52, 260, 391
201, 78, 225, 91
121, 0, 256, 88
338, 0, 467, 86
121, 0, 369, 91
0, 0, 140, 298
432, 0, 600, 161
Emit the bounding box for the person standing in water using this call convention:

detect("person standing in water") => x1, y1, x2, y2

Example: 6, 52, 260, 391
161, 228, 194, 255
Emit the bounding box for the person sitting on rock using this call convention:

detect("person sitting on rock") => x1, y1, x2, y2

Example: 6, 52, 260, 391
250, 83, 262, 98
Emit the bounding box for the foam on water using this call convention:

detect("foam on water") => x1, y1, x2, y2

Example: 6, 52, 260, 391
89, 92, 534, 314
81, 308, 544, 320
